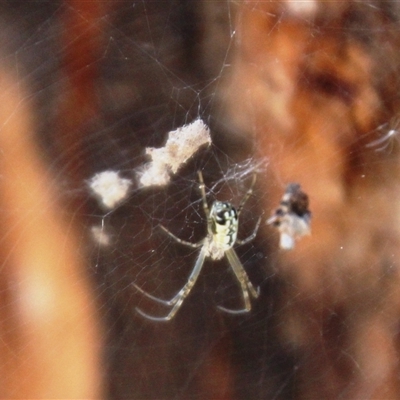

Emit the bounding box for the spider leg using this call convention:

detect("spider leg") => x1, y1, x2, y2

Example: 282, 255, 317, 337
217, 248, 259, 315
132, 283, 176, 306
197, 170, 210, 218
135, 246, 207, 321
217, 287, 251, 314
159, 225, 203, 248
132, 225, 203, 306
236, 216, 261, 246
237, 173, 257, 216
136, 307, 171, 321
226, 249, 259, 298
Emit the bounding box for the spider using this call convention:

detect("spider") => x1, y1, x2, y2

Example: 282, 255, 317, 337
133, 171, 261, 321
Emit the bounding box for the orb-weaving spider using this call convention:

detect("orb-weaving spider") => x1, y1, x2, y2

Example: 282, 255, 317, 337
133, 171, 261, 321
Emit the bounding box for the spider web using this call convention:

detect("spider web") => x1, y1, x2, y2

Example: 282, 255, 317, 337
84, 2, 400, 397
77, 2, 278, 397
4, 1, 400, 399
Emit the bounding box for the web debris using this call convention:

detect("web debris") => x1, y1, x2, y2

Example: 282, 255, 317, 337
91, 225, 112, 247
88, 170, 132, 209
137, 118, 211, 187
267, 183, 311, 250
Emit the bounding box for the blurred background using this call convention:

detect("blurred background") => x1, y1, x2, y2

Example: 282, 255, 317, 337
2, 1, 400, 398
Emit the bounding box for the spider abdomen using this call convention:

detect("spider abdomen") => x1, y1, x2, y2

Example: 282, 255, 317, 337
208, 201, 238, 259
